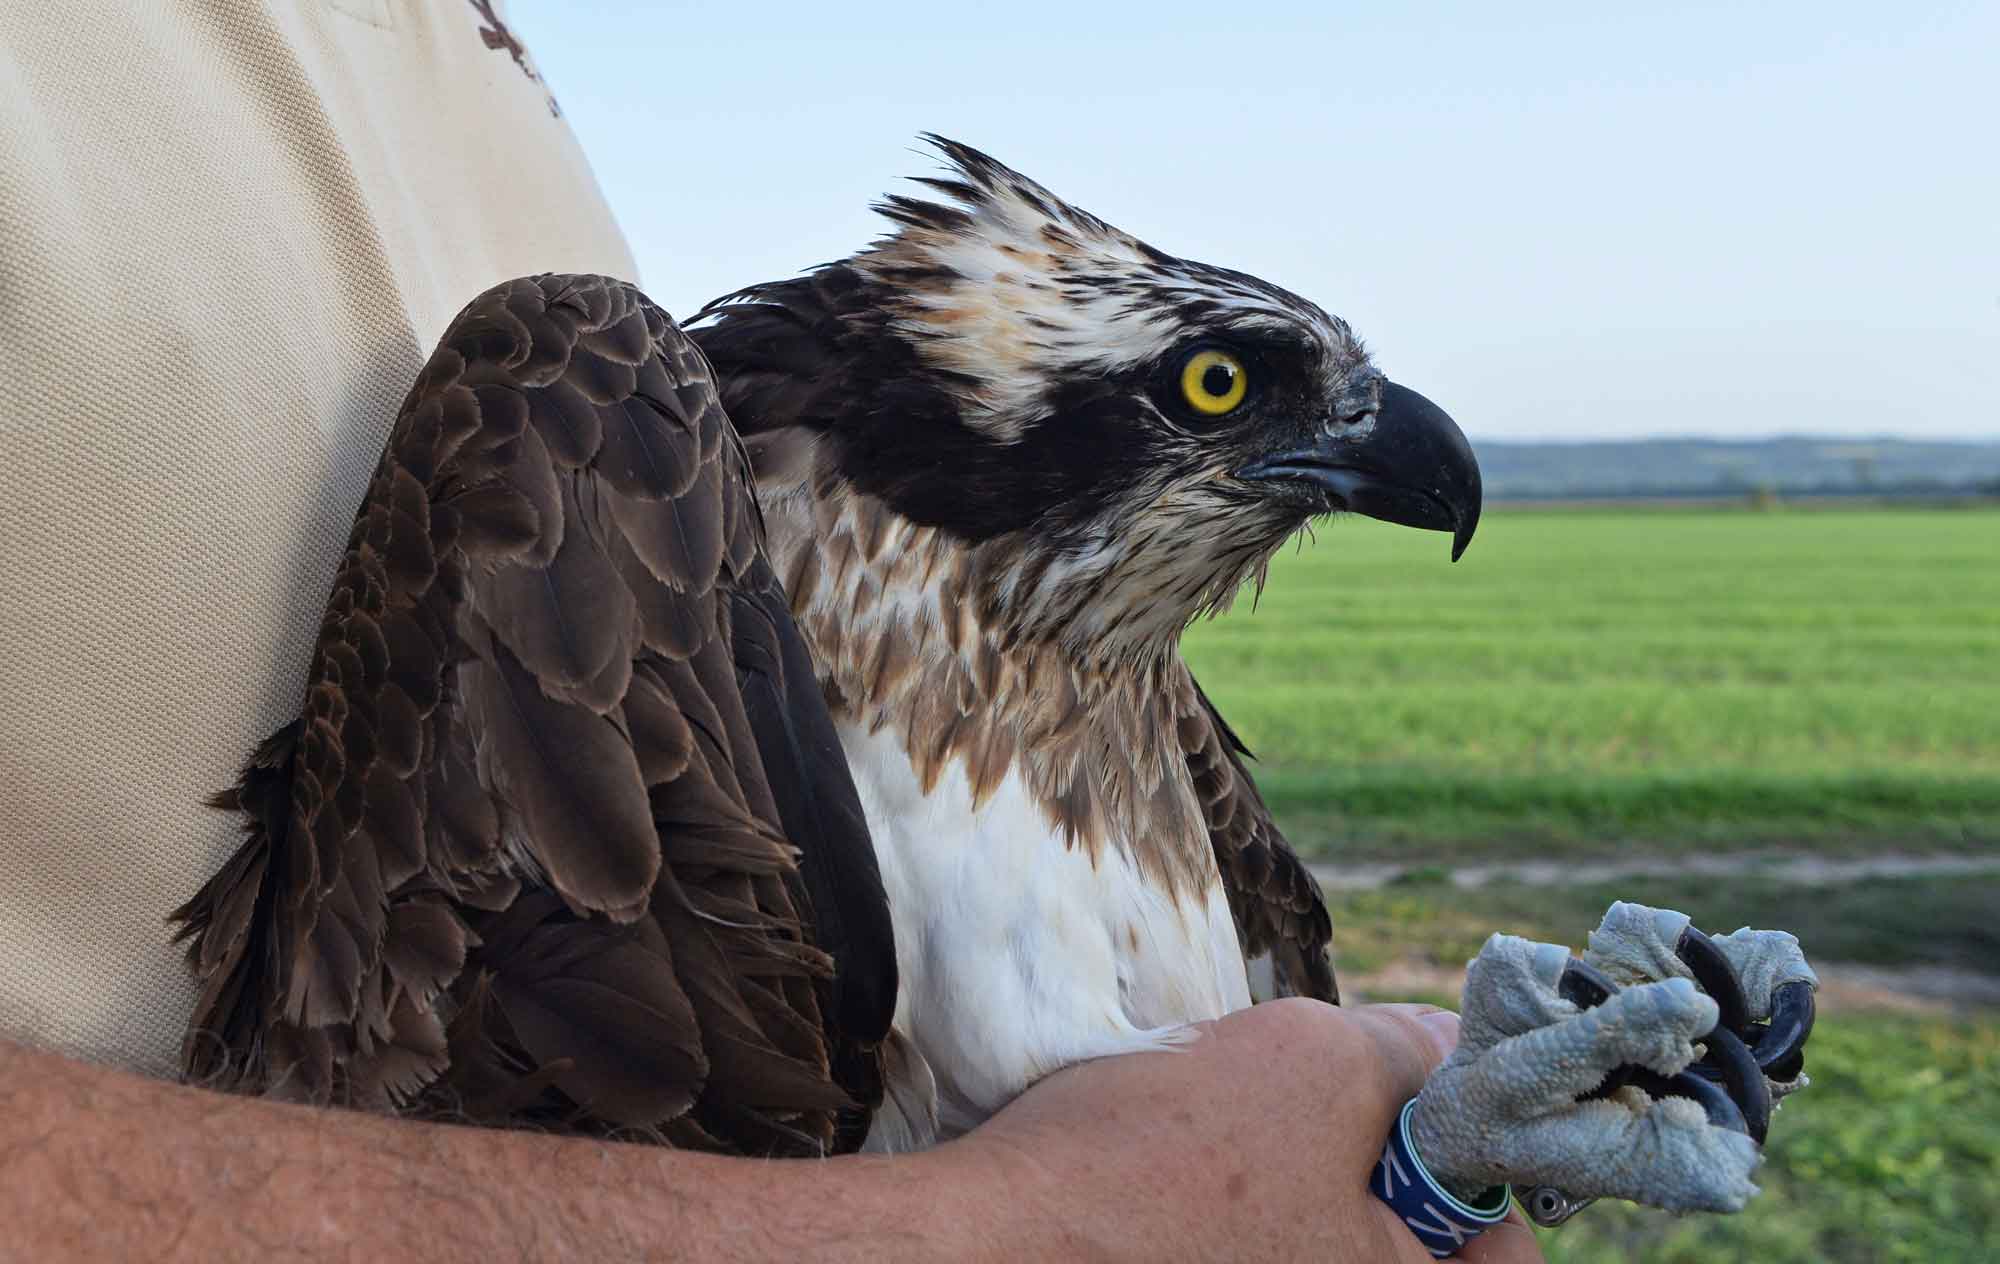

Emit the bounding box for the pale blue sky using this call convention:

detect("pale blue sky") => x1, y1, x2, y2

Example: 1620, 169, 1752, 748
511, 2, 1996, 441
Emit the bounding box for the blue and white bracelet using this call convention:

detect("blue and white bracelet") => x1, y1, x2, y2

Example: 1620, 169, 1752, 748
1372, 1098, 1512, 1258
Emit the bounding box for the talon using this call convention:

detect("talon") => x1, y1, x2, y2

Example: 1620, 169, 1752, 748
1754, 980, 1816, 1081
1692, 1025, 1773, 1144
1763, 1049, 1805, 1084
1675, 925, 1750, 1035
1623, 1066, 1751, 1136
1557, 957, 1618, 1010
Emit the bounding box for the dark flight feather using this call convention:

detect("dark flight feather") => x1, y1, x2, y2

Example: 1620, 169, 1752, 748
1180, 675, 1338, 1004
173, 275, 895, 1155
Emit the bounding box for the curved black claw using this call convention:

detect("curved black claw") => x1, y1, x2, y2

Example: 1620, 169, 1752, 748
1623, 1066, 1751, 1135
1675, 925, 1750, 1036
1557, 957, 1618, 1010
1566, 933, 1798, 1143
1528, 931, 1801, 1230
1692, 1026, 1773, 1144
1754, 981, 1816, 1082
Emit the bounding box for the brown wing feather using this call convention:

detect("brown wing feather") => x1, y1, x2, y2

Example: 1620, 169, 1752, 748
173, 275, 895, 1155
1176, 672, 1338, 1004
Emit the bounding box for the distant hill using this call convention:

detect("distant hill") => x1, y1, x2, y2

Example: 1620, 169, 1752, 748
1473, 437, 2000, 502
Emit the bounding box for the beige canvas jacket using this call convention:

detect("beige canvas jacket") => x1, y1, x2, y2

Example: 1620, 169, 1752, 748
0, 0, 637, 1075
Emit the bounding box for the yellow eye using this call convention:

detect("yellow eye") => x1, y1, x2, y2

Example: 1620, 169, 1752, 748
1179, 348, 1249, 416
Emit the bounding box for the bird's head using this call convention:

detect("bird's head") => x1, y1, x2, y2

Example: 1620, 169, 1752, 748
694, 137, 1480, 662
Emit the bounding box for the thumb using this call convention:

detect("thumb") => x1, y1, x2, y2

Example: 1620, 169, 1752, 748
1360, 1002, 1461, 1070
1336, 1004, 1464, 1160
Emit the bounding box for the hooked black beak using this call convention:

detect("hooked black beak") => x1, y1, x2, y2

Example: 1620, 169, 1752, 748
1236, 380, 1482, 561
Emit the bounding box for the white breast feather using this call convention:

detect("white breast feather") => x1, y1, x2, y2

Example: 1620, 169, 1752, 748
842, 722, 1251, 1150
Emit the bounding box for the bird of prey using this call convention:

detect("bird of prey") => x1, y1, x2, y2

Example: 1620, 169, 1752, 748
681, 142, 1477, 1145
175, 140, 1807, 1203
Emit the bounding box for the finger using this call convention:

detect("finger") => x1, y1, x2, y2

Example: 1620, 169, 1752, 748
1353, 1003, 1462, 1083
1337, 1004, 1462, 1173
1363, 1197, 1476, 1263
1364, 1176, 1542, 1262
1454, 1209, 1547, 1263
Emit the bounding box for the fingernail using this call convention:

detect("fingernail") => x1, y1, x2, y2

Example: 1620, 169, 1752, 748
1419, 1009, 1460, 1061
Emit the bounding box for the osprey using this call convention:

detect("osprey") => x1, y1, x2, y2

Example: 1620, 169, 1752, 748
690, 141, 1481, 1145
174, 139, 1480, 1153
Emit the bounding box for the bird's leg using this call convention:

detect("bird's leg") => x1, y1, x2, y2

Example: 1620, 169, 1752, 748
1405, 933, 1765, 1215
1397, 902, 1820, 1227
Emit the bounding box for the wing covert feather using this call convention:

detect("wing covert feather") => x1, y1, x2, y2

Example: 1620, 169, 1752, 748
1176, 673, 1338, 1005
173, 275, 895, 1155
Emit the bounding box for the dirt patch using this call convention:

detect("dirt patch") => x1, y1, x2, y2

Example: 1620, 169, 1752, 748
1344, 959, 2000, 1015
1812, 963, 2000, 1013
1310, 851, 2000, 892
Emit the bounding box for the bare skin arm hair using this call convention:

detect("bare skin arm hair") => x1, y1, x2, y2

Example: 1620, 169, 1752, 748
0, 1004, 1543, 1262
0, 1038, 969, 1261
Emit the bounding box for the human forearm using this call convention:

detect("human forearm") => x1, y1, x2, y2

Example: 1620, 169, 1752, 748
0, 1039, 1002, 1262
1, 1003, 1542, 1262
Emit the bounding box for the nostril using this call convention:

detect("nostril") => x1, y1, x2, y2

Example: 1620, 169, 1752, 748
1333, 372, 1385, 428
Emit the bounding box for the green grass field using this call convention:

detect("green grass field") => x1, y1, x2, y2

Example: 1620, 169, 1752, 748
1181, 506, 2000, 859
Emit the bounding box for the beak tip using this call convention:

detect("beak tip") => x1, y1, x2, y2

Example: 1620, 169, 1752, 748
1450, 516, 1478, 562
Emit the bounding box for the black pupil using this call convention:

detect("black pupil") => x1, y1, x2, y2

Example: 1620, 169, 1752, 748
1201, 362, 1236, 398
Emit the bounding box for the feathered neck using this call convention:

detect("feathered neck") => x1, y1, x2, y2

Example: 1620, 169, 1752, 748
749, 427, 1254, 675
749, 449, 1219, 903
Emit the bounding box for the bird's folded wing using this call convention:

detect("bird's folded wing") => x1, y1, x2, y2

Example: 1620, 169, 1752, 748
172, 274, 895, 1155
1177, 674, 1337, 1004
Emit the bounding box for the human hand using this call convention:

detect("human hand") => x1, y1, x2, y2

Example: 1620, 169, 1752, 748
945, 1000, 1544, 1262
